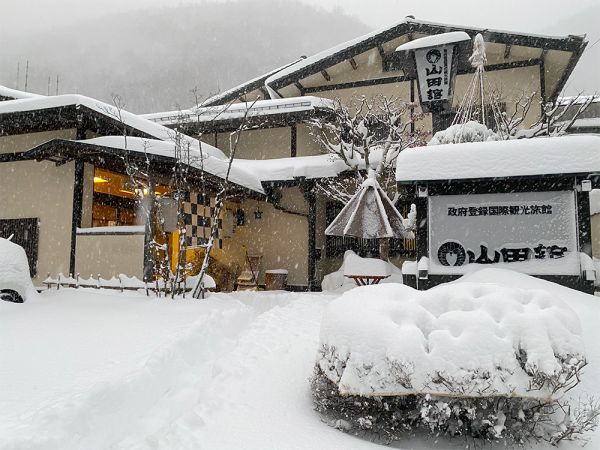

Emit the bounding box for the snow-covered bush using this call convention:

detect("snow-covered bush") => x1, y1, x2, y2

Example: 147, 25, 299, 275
428, 120, 500, 146
312, 282, 597, 444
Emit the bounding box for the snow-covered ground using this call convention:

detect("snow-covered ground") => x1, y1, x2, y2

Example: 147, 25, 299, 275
1, 270, 599, 449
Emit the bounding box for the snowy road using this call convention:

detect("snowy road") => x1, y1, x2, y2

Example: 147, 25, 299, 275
1, 277, 600, 449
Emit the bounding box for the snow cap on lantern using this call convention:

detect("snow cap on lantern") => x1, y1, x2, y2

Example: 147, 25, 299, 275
325, 169, 409, 239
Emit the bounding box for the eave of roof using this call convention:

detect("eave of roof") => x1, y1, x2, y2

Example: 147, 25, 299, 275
265, 17, 587, 102
23, 138, 265, 195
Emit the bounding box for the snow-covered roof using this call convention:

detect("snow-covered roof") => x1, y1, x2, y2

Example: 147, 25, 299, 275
141, 96, 335, 126
396, 135, 600, 182
76, 136, 264, 193
0, 85, 42, 101
265, 17, 586, 92
558, 95, 600, 106
395, 31, 470, 52
230, 154, 349, 183
0, 94, 225, 159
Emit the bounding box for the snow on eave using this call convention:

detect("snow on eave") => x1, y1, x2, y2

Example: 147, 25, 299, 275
0, 85, 43, 101
265, 17, 585, 91
0, 94, 226, 159
395, 31, 470, 52
230, 154, 350, 183
396, 135, 600, 183
72, 136, 265, 194
141, 96, 336, 126
558, 95, 600, 106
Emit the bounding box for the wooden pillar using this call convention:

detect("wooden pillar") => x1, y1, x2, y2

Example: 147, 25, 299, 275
69, 160, 84, 275
69, 125, 86, 275
143, 179, 157, 282
300, 179, 317, 291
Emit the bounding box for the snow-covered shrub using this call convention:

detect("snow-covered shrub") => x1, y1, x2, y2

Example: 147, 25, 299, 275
429, 120, 500, 146
312, 282, 597, 444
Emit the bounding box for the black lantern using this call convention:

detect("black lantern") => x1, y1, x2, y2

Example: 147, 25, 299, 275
254, 207, 263, 220
395, 32, 471, 113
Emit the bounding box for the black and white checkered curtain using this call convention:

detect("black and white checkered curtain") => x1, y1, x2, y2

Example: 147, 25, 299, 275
183, 192, 222, 249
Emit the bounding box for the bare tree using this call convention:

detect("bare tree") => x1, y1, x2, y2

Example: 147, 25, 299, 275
191, 98, 260, 299
488, 91, 598, 139
310, 95, 426, 201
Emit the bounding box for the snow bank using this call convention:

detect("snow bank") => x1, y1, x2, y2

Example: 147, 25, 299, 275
318, 281, 585, 399
321, 250, 402, 291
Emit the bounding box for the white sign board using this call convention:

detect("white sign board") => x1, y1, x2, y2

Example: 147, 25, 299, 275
415, 45, 455, 106
428, 191, 579, 275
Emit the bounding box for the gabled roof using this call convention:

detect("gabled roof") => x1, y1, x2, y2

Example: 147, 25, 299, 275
396, 135, 600, 183
200, 57, 307, 107
0, 93, 226, 159
263, 17, 587, 101
0, 86, 42, 102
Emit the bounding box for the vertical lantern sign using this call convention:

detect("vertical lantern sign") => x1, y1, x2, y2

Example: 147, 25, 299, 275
415, 45, 455, 112
396, 32, 470, 113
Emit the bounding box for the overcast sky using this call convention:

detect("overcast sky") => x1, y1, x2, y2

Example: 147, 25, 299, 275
3, 0, 599, 35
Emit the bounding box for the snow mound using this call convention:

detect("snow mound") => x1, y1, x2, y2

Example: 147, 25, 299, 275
428, 120, 500, 146
0, 238, 36, 301
321, 251, 402, 291
318, 282, 584, 399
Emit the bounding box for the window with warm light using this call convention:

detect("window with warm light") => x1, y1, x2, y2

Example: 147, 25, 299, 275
92, 168, 171, 227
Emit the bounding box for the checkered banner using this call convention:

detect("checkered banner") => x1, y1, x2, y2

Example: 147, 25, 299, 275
183, 192, 222, 249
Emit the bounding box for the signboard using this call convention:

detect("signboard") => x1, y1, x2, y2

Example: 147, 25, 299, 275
428, 191, 579, 275
414, 45, 457, 113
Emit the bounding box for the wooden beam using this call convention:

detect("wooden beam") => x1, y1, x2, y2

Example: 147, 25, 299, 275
320, 69, 331, 82
377, 44, 386, 58
291, 124, 297, 157
294, 81, 305, 95
258, 87, 269, 99
504, 44, 512, 59
539, 51, 548, 102
349, 57, 358, 70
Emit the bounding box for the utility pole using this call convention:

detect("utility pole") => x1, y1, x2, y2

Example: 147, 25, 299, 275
47, 76, 51, 95
56, 74, 59, 95
24, 60, 29, 92
15, 62, 20, 89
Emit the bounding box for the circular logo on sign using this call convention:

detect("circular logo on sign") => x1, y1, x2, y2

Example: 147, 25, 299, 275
437, 241, 467, 266
426, 49, 442, 64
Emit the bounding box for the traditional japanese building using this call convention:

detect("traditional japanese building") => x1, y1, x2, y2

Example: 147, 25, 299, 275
0, 17, 590, 290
